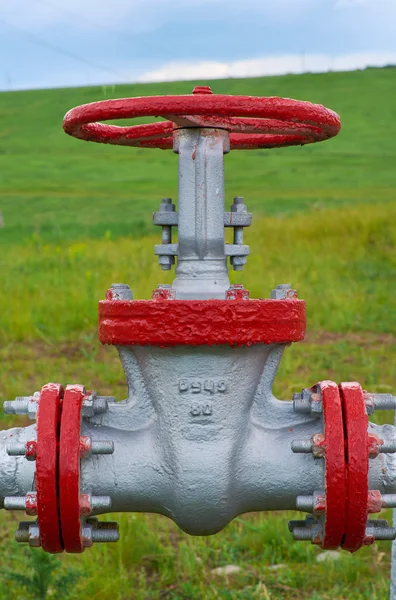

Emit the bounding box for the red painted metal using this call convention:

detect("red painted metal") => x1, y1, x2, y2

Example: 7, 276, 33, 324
25, 440, 37, 460
59, 384, 86, 553
318, 380, 347, 549
340, 382, 369, 553
63, 87, 341, 150
36, 383, 64, 554
99, 298, 306, 346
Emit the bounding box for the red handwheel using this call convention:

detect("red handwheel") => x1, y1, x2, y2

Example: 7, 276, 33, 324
63, 85, 341, 150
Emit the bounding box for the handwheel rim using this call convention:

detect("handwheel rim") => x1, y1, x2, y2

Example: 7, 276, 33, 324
63, 90, 341, 150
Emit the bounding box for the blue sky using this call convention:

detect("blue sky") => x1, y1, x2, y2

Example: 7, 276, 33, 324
0, 0, 396, 90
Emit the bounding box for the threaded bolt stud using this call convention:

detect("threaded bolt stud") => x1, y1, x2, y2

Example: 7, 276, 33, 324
91, 496, 112, 511
7, 442, 28, 456
91, 441, 114, 455
291, 439, 313, 453
296, 495, 315, 512
4, 399, 29, 415
92, 525, 119, 543
5, 497, 27, 510
366, 526, 396, 540
291, 527, 316, 541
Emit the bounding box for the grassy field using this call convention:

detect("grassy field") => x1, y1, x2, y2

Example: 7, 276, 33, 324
0, 67, 395, 599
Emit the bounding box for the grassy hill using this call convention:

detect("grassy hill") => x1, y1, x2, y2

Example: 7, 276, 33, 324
0, 67, 395, 244
0, 68, 395, 599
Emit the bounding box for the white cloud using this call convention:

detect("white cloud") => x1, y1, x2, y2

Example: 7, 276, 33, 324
138, 51, 396, 83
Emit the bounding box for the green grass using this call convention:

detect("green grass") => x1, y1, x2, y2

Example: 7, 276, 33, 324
0, 67, 395, 599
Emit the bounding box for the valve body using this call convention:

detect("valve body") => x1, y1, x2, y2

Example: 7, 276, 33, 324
1, 86, 394, 557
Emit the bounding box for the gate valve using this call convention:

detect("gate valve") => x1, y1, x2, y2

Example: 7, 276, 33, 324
0, 83, 394, 585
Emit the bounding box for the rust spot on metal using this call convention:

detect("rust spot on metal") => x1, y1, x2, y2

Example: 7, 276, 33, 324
79, 493, 92, 516
25, 492, 38, 516
226, 285, 250, 301
368, 433, 383, 458
367, 489, 383, 514
312, 433, 326, 458
152, 287, 176, 300
79, 436, 92, 459
314, 494, 326, 515
25, 440, 37, 459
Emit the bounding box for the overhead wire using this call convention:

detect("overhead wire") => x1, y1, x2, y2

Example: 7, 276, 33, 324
0, 15, 125, 79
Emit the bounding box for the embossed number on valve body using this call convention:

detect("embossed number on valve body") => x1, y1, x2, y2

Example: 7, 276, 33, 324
178, 379, 227, 394
178, 379, 227, 418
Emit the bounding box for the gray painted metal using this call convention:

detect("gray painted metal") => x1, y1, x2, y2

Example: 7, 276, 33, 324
172, 128, 231, 299
0, 343, 390, 538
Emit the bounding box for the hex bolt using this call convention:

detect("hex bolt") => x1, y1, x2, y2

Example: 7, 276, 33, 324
288, 519, 307, 532
271, 284, 297, 300
15, 522, 41, 547
15, 522, 30, 542
4, 393, 40, 420
4, 399, 29, 415
293, 389, 323, 414
292, 393, 312, 414
81, 395, 112, 418
110, 284, 133, 301
230, 196, 247, 271
157, 198, 176, 271
291, 439, 313, 453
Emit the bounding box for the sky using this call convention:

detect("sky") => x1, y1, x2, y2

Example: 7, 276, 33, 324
0, 0, 396, 90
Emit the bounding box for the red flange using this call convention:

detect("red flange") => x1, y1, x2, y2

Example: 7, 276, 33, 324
339, 382, 369, 553
318, 380, 347, 549
99, 298, 306, 346
63, 86, 341, 150
59, 384, 86, 553
36, 383, 64, 553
